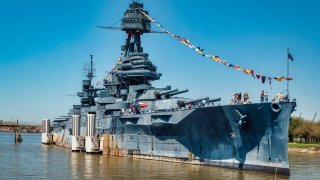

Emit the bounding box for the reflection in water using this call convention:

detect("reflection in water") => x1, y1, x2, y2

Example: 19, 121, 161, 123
0, 133, 319, 179
70, 152, 79, 179
41, 144, 49, 178
84, 153, 94, 179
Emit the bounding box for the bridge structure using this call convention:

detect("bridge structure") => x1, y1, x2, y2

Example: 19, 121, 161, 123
0, 121, 41, 142
0, 121, 41, 133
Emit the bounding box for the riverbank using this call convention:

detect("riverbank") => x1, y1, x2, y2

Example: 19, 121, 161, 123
288, 143, 320, 154
0, 123, 41, 133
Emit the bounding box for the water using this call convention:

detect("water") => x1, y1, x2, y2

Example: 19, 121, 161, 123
0, 133, 319, 180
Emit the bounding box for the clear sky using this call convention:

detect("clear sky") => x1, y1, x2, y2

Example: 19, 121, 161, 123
0, 0, 319, 123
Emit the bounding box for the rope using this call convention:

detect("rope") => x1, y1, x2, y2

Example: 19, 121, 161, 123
110, 19, 122, 28
138, 10, 293, 86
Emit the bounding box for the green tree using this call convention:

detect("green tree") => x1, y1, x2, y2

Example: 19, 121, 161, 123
289, 116, 320, 144
289, 117, 303, 142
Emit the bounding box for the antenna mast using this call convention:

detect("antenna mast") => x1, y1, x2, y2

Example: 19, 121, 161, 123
79, 55, 97, 107
83, 55, 96, 82
88, 55, 94, 81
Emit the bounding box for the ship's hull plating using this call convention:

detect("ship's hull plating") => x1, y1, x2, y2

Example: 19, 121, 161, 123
52, 102, 295, 175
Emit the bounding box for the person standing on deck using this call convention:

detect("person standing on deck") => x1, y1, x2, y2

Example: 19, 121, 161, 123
243, 92, 251, 104
260, 90, 265, 103
230, 94, 239, 105
276, 92, 283, 102
265, 92, 269, 102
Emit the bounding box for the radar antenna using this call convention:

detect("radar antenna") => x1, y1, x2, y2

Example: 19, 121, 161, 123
96, 26, 165, 34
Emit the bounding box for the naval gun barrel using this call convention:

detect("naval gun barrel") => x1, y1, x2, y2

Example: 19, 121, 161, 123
207, 98, 221, 103
185, 97, 210, 105
55, 117, 69, 120
158, 89, 178, 96
178, 97, 210, 108
169, 89, 189, 96
155, 89, 178, 99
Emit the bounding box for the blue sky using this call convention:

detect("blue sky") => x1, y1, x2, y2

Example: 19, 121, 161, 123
0, 0, 319, 123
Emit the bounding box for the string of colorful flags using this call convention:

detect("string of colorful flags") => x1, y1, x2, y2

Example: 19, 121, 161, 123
100, 50, 126, 86
139, 10, 293, 86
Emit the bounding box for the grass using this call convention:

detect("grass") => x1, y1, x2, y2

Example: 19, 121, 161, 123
288, 143, 320, 149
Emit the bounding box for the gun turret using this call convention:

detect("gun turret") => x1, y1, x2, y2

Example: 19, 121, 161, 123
207, 98, 221, 103
154, 89, 178, 99
169, 89, 189, 97
177, 97, 210, 108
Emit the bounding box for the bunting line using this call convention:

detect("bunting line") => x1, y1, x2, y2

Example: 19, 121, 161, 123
139, 10, 293, 85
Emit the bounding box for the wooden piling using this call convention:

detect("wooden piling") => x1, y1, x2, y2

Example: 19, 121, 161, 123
15, 131, 17, 143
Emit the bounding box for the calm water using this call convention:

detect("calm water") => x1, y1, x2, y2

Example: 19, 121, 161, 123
0, 133, 319, 180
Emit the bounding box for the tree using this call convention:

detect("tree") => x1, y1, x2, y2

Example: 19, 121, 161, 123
289, 117, 303, 142
290, 116, 320, 144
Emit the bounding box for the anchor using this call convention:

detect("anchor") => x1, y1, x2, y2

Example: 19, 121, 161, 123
234, 110, 247, 129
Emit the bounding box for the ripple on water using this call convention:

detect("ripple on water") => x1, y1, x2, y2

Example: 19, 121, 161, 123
0, 133, 319, 180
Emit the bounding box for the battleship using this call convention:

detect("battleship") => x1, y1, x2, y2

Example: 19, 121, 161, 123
42, 2, 296, 175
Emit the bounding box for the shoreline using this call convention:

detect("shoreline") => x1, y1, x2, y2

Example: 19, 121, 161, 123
288, 147, 320, 154
288, 143, 320, 154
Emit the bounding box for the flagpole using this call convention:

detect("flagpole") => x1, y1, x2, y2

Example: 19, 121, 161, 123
287, 49, 290, 101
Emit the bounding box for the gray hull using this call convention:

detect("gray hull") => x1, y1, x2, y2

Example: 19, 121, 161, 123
112, 102, 293, 175
53, 101, 294, 175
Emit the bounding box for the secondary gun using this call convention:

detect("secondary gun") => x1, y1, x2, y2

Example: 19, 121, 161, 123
177, 97, 210, 108
168, 89, 189, 97
154, 89, 178, 99
207, 98, 221, 103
